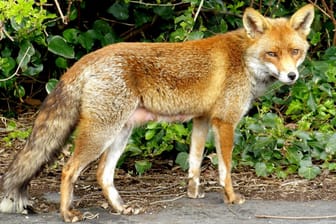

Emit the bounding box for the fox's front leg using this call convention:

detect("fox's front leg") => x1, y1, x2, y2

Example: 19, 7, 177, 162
187, 117, 209, 198
212, 118, 245, 204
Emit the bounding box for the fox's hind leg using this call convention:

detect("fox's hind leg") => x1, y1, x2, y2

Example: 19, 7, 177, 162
60, 118, 131, 222
212, 118, 245, 204
187, 117, 209, 198
96, 124, 135, 214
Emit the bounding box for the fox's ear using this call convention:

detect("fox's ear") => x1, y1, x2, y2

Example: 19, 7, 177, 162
243, 8, 270, 38
290, 4, 315, 36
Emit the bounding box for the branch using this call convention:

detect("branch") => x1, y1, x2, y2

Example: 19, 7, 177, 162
308, 0, 336, 46
129, 1, 185, 7
54, 0, 68, 24
0, 47, 31, 82
193, 0, 204, 22
0, 21, 14, 41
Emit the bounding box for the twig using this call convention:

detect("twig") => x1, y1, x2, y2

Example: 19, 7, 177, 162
0, 46, 31, 82
256, 214, 336, 220
183, 0, 205, 41
193, 0, 204, 22
54, 0, 67, 24
82, 211, 99, 220
0, 21, 14, 41
149, 194, 185, 205
129, 1, 185, 7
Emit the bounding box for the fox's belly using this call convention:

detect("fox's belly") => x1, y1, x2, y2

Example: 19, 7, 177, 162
127, 107, 194, 126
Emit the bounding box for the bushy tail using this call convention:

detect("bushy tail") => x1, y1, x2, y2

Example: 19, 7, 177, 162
0, 79, 81, 214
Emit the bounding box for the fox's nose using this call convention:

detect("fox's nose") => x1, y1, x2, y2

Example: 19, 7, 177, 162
287, 72, 297, 81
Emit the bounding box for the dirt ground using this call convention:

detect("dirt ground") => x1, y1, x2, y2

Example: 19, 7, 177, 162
1, 112, 336, 216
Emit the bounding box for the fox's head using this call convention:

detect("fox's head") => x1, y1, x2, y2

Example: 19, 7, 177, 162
243, 4, 314, 85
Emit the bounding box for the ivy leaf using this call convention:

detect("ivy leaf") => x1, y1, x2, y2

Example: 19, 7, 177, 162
0, 57, 16, 75
285, 146, 303, 165
298, 165, 321, 179
255, 162, 268, 177
25, 63, 43, 76
62, 28, 80, 44
48, 36, 75, 59
135, 160, 152, 176
307, 92, 317, 112
326, 134, 336, 154
17, 41, 35, 71
93, 20, 112, 35
78, 32, 94, 51
187, 31, 204, 40
55, 57, 68, 69
206, 153, 218, 166
145, 129, 156, 140
153, 6, 173, 19
45, 78, 59, 94
107, 2, 129, 20
175, 152, 189, 171
14, 85, 25, 98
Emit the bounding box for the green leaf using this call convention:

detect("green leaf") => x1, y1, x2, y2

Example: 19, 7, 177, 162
78, 32, 94, 51
175, 152, 189, 171
6, 120, 17, 131
310, 32, 321, 46
325, 134, 336, 154
25, 63, 43, 76
48, 36, 75, 59
93, 20, 112, 35
153, 6, 173, 19
107, 2, 129, 20
298, 165, 321, 179
255, 162, 268, 177
170, 28, 187, 42
187, 31, 204, 40
63, 28, 80, 44
285, 147, 303, 165
147, 122, 159, 129
102, 33, 118, 46
69, 7, 78, 21
247, 123, 264, 133
55, 57, 68, 69
135, 160, 152, 175
0, 57, 16, 75
293, 130, 311, 141
17, 41, 35, 70
14, 85, 25, 98
134, 10, 152, 27
145, 129, 156, 140
307, 92, 317, 112
206, 153, 218, 166
45, 78, 59, 94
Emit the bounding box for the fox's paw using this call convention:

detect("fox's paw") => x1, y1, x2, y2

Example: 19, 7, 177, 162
187, 178, 205, 199
119, 205, 141, 215
224, 192, 245, 205
62, 209, 83, 223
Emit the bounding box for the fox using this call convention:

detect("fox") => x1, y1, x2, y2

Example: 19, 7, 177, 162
0, 4, 314, 222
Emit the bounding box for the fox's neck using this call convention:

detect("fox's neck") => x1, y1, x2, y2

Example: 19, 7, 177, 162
250, 70, 277, 99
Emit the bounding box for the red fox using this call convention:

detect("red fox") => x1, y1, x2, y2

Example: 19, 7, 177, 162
0, 4, 314, 222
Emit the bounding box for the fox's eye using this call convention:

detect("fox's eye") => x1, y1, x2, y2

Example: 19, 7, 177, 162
291, 49, 300, 55
266, 52, 277, 57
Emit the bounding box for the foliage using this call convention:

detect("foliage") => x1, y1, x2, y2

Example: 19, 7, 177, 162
120, 122, 191, 172
233, 47, 336, 179
2, 120, 31, 146
0, 0, 335, 178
